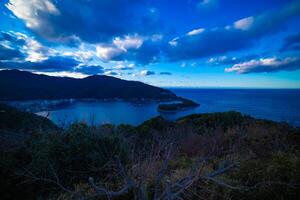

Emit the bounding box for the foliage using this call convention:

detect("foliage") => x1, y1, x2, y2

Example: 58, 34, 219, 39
0, 103, 57, 133
0, 106, 299, 199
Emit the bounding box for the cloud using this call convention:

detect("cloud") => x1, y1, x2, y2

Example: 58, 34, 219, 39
0, 44, 23, 61
280, 32, 300, 51
0, 31, 106, 75
122, 40, 162, 64
207, 54, 259, 65
160, 72, 172, 75
33, 71, 88, 79
95, 35, 162, 64
225, 57, 300, 74
199, 0, 213, 5
5, 1, 163, 65
113, 64, 134, 70
140, 70, 155, 76
62, 47, 94, 62
104, 70, 119, 76
165, 0, 300, 61
0, 31, 93, 73
113, 35, 144, 51
6, 0, 161, 43
187, 28, 205, 36
0, 31, 117, 75
0, 56, 79, 72
23, 37, 50, 62
191, 62, 197, 67
96, 45, 124, 61
197, 0, 218, 10
0, 31, 26, 46
0, 32, 25, 61
234, 17, 254, 30
74, 65, 104, 75
0, 31, 55, 62
207, 56, 232, 64
6, 0, 60, 29
95, 34, 145, 61
4, 0, 300, 68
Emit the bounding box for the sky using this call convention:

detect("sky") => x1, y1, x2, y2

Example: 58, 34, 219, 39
0, 0, 300, 88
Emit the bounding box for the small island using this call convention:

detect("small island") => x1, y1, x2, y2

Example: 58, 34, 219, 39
158, 97, 199, 112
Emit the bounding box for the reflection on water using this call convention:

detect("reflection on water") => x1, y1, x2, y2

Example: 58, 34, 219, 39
35, 89, 300, 127
37, 101, 160, 126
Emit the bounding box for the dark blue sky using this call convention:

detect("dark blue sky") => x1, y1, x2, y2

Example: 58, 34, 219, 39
0, 0, 300, 88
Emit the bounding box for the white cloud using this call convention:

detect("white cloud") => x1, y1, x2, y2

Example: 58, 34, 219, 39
225, 57, 300, 73
25, 51, 48, 62
114, 64, 126, 69
187, 28, 205, 36
95, 45, 123, 61
113, 64, 134, 70
95, 34, 145, 61
6, 0, 59, 29
169, 37, 179, 47
140, 70, 155, 76
151, 34, 163, 42
197, 0, 218, 9
33, 71, 87, 79
63, 50, 94, 62
128, 63, 135, 68
234, 16, 254, 30
23, 37, 50, 62
207, 56, 228, 64
6, 31, 54, 62
226, 58, 277, 73
104, 70, 119, 76
113, 35, 143, 52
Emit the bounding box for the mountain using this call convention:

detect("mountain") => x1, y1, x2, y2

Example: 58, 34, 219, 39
0, 70, 177, 101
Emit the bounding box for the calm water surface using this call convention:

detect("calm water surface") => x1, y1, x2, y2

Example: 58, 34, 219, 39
36, 89, 300, 127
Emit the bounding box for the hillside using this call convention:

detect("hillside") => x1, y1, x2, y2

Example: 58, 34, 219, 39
0, 103, 57, 151
0, 106, 299, 200
0, 70, 177, 101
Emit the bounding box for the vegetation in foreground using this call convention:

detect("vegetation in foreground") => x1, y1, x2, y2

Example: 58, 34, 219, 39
0, 103, 299, 200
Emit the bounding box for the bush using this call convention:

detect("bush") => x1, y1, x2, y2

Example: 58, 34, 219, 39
229, 152, 300, 200
27, 122, 130, 189
1, 111, 299, 199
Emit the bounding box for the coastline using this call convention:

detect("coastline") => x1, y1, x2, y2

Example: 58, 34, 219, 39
2, 97, 185, 113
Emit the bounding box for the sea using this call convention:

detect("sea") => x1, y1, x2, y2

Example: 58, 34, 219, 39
35, 88, 300, 127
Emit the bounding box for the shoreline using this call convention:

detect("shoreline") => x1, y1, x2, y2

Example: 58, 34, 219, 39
1, 97, 182, 113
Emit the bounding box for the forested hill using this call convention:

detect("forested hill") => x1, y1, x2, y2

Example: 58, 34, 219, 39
0, 70, 177, 101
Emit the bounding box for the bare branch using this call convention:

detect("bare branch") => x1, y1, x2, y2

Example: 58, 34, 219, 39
17, 171, 73, 194
88, 177, 135, 198
205, 163, 236, 178
160, 157, 207, 200
153, 144, 173, 200
204, 176, 245, 190
88, 157, 136, 198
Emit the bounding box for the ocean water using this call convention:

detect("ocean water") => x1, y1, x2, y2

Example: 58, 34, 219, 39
36, 89, 300, 127
168, 88, 300, 126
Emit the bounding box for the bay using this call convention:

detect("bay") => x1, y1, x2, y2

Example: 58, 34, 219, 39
35, 89, 300, 127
